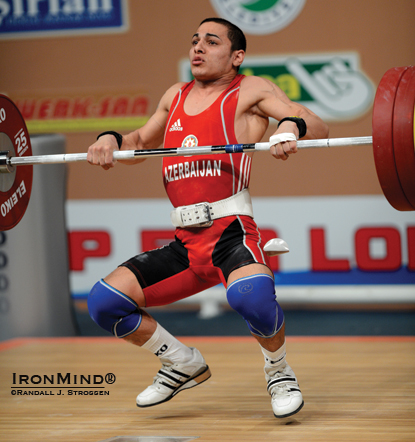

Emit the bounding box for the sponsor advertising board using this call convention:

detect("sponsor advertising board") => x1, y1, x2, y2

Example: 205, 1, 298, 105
66, 196, 415, 306
0, 0, 128, 39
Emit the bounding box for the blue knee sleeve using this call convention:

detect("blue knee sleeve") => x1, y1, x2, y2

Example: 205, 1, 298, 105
226, 274, 284, 338
87, 279, 142, 338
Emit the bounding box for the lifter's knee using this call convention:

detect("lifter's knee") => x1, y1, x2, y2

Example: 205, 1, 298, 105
88, 279, 142, 338
226, 273, 284, 338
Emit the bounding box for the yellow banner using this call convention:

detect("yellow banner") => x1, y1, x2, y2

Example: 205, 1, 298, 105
26, 116, 149, 134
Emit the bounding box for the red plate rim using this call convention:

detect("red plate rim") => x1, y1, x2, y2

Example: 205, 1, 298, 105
372, 66, 414, 211
0, 94, 33, 231
392, 66, 415, 209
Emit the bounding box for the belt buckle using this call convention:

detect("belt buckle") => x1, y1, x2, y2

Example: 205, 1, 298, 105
180, 202, 213, 228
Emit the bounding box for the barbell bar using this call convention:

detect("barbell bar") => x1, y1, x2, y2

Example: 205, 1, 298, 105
0, 135, 374, 168
0, 65, 414, 232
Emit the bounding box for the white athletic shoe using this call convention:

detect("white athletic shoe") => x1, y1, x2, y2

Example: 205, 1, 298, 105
266, 363, 304, 418
136, 347, 211, 407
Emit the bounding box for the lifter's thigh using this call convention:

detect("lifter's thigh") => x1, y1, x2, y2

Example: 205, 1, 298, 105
227, 262, 273, 285
104, 266, 146, 307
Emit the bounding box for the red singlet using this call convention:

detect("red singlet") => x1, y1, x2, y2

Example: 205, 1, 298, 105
162, 74, 252, 207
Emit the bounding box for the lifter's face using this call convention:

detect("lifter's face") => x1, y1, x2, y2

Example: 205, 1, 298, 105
189, 22, 244, 81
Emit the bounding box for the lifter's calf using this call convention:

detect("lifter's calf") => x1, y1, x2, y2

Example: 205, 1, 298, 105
254, 323, 285, 352
123, 310, 158, 346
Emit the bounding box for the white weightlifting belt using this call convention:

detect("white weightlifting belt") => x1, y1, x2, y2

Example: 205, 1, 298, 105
170, 188, 253, 228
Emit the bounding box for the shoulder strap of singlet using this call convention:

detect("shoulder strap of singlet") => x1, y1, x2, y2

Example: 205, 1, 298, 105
228, 73, 245, 90
164, 81, 195, 140
220, 74, 245, 144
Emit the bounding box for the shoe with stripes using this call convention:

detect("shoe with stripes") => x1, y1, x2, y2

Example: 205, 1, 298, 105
136, 347, 211, 407
266, 363, 304, 418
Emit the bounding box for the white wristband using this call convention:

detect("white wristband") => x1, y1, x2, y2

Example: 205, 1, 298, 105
269, 133, 297, 146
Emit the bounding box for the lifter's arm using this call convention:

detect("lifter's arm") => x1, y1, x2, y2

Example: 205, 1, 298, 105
244, 76, 329, 161
87, 83, 183, 170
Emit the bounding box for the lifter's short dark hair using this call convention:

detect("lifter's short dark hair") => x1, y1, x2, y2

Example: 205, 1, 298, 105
200, 17, 247, 53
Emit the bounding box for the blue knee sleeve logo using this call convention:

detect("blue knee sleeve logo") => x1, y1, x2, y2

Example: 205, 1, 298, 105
227, 274, 284, 338
238, 282, 254, 294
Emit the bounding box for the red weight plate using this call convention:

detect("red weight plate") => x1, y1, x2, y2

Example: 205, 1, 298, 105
372, 66, 413, 211
392, 66, 415, 209
0, 95, 33, 231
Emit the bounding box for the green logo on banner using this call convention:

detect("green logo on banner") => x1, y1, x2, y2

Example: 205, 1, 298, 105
210, 0, 306, 35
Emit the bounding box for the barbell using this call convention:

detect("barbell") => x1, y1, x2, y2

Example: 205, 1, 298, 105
0, 66, 414, 232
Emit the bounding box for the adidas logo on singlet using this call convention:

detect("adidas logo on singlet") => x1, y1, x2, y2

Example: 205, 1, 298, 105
169, 119, 183, 132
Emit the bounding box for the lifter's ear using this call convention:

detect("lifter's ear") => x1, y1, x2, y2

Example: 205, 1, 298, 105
233, 50, 245, 69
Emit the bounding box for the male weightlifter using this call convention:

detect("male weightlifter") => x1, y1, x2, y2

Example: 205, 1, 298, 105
87, 17, 329, 418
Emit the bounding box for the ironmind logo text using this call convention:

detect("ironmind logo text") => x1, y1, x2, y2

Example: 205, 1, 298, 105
12, 372, 116, 385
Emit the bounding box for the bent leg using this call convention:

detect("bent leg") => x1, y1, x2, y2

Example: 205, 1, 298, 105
87, 262, 212, 407
227, 264, 303, 418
